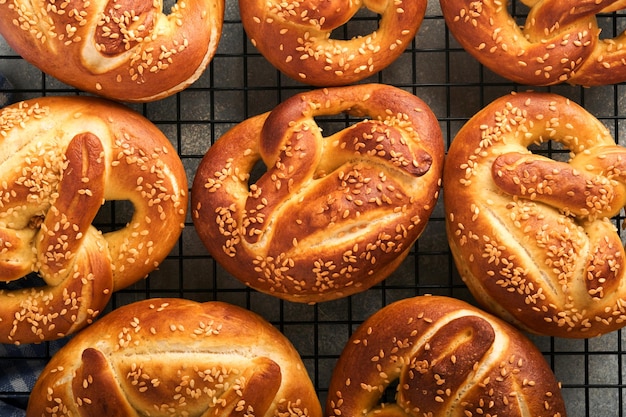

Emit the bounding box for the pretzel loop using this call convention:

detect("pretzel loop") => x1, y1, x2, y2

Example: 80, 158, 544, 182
239, 0, 427, 86
444, 92, 626, 337
441, 0, 626, 85
192, 84, 443, 303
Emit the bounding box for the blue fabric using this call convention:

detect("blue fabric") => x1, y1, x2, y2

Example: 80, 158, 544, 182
0, 341, 62, 416
0, 359, 44, 417
0, 400, 25, 417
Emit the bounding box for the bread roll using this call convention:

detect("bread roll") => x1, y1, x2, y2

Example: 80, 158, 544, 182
444, 91, 626, 338
326, 295, 567, 417
0, 0, 224, 102
191, 84, 444, 303
27, 298, 322, 417
0, 96, 187, 344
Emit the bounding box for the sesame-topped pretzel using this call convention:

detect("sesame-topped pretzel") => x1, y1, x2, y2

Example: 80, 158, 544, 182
440, 0, 626, 86
239, 0, 427, 86
0, 0, 224, 102
0, 96, 187, 344
444, 91, 626, 338
191, 84, 444, 303
326, 295, 567, 417
27, 298, 323, 417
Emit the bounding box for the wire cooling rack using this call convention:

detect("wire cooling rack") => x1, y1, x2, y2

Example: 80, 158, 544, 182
1, 1, 626, 416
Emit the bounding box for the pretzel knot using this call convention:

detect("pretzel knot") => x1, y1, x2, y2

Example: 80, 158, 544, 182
0, 0, 224, 101
239, 0, 427, 86
326, 295, 567, 417
444, 91, 626, 338
192, 84, 443, 303
0, 97, 188, 344
441, 0, 626, 86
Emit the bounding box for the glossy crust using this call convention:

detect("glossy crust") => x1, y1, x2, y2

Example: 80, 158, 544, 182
326, 295, 567, 417
27, 298, 322, 417
240, 0, 426, 86
440, 0, 626, 86
0, 97, 187, 344
444, 91, 626, 338
191, 84, 444, 303
0, 0, 224, 102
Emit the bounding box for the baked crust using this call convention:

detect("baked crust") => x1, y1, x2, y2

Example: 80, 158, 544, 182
0, 96, 187, 344
444, 91, 626, 338
0, 0, 224, 102
192, 84, 444, 303
440, 0, 626, 86
240, 0, 426, 86
326, 295, 567, 417
26, 298, 322, 417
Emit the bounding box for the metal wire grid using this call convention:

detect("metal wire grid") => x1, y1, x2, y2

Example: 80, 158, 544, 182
1, 1, 626, 416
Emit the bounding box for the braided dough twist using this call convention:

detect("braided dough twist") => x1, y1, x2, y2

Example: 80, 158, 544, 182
0, 0, 224, 102
240, 0, 427, 86
440, 0, 626, 86
191, 84, 443, 303
27, 298, 322, 417
326, 295, 567, 417
444, 91, 626, 338
0, 96, 187, 344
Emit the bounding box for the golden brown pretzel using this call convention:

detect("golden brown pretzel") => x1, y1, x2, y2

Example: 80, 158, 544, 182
239, 0, 426, 86
27, 298, 322, 417
444, 91, 626, 338
440, 0, 626, 86
326, 295, 567, 417
191, 84, 443, 303
0, 0, 224, 102
0, 96, 187, 344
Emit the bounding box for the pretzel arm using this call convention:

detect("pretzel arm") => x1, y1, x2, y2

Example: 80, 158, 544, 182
36, 132, 106, 286
492, 152, 621, 219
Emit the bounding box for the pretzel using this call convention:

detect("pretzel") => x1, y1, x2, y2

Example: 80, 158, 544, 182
26, 298, 323, 417
440, 0, 626, 86
0, 0, 224, 102
191, 84, 443, 303
0, 96, 188, 344
444, 91, 626, 338
239, 0, 427, 86
326, 295, 567, 417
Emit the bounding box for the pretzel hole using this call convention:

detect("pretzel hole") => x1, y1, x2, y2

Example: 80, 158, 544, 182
380, 379, 400, 403
1, 273, 46, 290
527, 141, 570, 162
248, 159, 268, 191
314, 115, 353, 136
94, 200, 135, 234
328, 8, 379, 42
162, 0, 176, 15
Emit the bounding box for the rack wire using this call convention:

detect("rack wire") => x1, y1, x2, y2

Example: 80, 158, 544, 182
1, 1, 625, 416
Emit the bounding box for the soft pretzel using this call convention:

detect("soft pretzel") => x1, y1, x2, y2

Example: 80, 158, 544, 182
444, 91, 626, 338
440, 0, 626, 86
0, 96, 187, 344
26, 298, 322, 417
239, 0, 426, 86
191, 84, 443, 303
326, 295, 567, 417
0, 0, 224, 102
